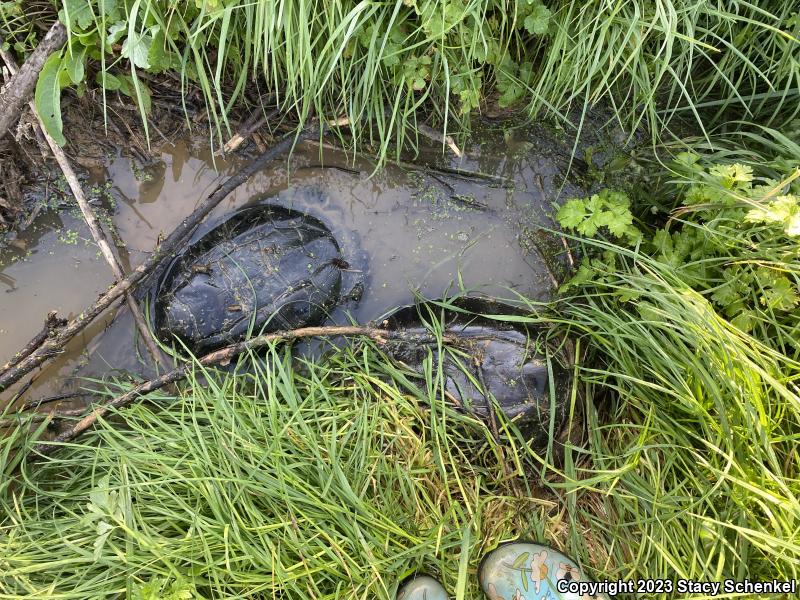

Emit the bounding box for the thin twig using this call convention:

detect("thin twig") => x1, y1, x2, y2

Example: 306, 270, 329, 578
418, 123, 462, 158
19, 390, 92, 412
222, 108, 279, 153
32, 325, 457, 456
0, 407, 87, 427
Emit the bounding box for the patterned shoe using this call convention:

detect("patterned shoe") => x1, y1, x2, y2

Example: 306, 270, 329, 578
397, 575, 449, 600
479, 541, 602, 600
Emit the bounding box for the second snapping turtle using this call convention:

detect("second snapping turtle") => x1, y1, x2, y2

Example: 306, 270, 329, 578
382, 298, 571, 448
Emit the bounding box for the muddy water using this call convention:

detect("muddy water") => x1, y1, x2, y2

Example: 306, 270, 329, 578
0, 122, 593, 403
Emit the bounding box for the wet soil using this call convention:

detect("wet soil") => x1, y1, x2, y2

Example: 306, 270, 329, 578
0, 108, 626, 406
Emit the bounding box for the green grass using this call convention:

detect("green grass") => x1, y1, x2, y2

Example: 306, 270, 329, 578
2, 1, 798, 156
548, 252, 800, 585
1, 265, 798, 597
0, 338, 565, 599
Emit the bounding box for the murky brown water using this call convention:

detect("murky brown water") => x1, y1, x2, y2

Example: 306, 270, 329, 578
1, 121, 593, 404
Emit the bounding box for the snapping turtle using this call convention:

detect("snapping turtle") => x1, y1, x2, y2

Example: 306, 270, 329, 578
383, 299, 570, 448
154, 205, 351, 354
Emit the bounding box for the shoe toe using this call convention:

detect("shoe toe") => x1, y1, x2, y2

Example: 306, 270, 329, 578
479, 542, 596, 599
397, 575, 449, 600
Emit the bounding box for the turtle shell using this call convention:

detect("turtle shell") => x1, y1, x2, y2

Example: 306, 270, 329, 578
382, 298, 570, 448
154, 205, 346, 354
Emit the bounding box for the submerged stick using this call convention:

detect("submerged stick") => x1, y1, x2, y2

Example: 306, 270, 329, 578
417, 123, 462, 158
19, 390, 90, 412
304, 138, 511, 187
0, 22, 67, 139
223, 108, 279, 153
0, 33, 164, 369
0, 126, 318, 392
33, 325, 455, 455
47, 135, 166, 366
0, 312, 64, 372
0, 406, 87, 427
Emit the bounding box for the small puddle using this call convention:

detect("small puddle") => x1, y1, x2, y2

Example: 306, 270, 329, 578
0, 121, 591, 403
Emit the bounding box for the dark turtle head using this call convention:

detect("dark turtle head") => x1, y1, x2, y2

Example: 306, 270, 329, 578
380, 298, 571, 449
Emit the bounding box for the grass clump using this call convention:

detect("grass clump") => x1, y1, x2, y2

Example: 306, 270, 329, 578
1, 1, 798, 154
0, 341, 563, 599
545, 260, 800, 587
545, 136, 800, 586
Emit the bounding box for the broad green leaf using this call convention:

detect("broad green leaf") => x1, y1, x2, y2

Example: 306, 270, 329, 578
710, 163, 753, 189
562, 259, 595, 291
711, 283, 741, 308
652, 229, 674, 254
107, 21, 127, 45
604, 203, 635, 237
97, 71, 122, 91
121, 31, 153, 69
65, 45, 87, 84
472, 38, 501, 65
117, 74, 153, 114
498, 80, 525, 107
557, 199, 588, 229
93, 520, 114, 560
34, 51, 66, 146
760, 275, 799, 312
96, 520, 114, 536
148, 25, 175, 72
731, 309, 756, 332
0, 2, 22, 19
524, 4, 551, 35
746, 195, 800, 234
59, 0, 95, 31
89, 475, 111, 509
98, 0, 119, 19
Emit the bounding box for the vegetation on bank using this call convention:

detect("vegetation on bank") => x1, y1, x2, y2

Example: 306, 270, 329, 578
0, 1, 799, 598
1, 1, 798, 154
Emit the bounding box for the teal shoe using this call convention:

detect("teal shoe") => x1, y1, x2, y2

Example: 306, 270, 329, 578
479, 542, 602, 600
397, 575, 449, 600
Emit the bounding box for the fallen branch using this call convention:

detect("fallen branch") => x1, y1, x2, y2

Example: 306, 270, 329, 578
0, 125, 319, 392
223, 108, 279, 153
0, 44, 165, 367
0, 22, 66, 139
418, 123, 462, 158
33, 324, 455, 455
1, 311, 64, 372
49, 135, 166, 365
